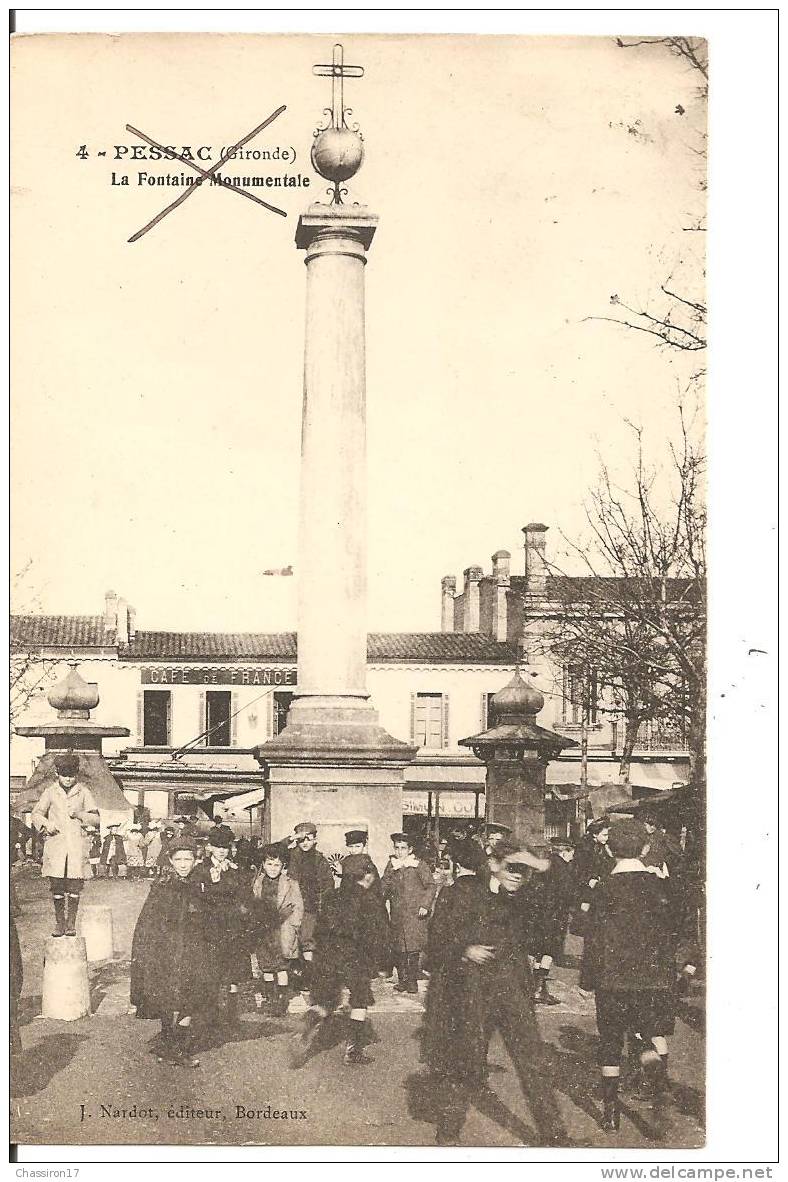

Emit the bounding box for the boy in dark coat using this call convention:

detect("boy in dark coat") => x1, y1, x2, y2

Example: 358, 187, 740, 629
286, 821, 335, 993
192, 823, 257, 1033
382, 832, 436, 994
580, 818, 679, 1131
529, 840, 577, 1004
130, 836, 216, 1067
423, 838, 566, 1147
292, 855, 389, 1069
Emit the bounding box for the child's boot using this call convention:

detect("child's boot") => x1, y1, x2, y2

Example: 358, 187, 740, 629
343, 1016, 373, 1066
600, 1074, 621, 1131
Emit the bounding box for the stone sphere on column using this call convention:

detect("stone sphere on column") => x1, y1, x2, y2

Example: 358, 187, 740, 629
311, 127, 364, 183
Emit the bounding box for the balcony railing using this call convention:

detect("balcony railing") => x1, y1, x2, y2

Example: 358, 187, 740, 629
611, 720, 689, 753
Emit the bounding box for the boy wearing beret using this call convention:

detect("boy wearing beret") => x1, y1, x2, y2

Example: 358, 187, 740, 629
193, 824, 257, 1034
580, 818, 680, 1131
130, 836, 216, 1066
31, 751, 99, 937
382, 832, 435, 994
292, 855, 390, 1068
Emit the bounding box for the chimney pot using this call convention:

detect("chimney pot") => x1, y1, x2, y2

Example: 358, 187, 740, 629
522, 524, 549, 593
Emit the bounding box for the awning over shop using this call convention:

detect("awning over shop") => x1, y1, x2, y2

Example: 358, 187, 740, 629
218, 787, 266, 814
404, 764, 486, 790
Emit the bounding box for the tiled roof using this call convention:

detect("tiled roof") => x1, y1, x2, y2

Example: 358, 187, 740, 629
124, 630, 518, 664
509, 574, 702, 604
10, 615, 111, 648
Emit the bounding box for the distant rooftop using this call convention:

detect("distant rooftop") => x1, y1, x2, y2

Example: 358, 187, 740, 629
11, 615, 519, 665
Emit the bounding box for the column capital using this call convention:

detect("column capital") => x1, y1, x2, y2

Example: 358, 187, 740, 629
295, 202, 379, 252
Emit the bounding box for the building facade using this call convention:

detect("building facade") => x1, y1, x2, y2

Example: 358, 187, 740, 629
440, 522, 692, 805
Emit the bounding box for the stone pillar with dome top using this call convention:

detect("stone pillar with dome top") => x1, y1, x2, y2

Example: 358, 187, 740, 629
254, 44, 415, 872
459, 670, 577, 846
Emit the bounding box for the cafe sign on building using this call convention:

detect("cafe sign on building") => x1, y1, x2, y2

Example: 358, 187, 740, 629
141, 666, 297, 687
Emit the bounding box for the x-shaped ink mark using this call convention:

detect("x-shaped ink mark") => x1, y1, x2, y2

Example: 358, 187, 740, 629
127, 106, 287, 243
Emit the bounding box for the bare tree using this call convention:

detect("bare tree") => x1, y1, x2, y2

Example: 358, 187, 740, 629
592, 36, 708, 359
10, 562, 58, 733
536, 408, 706, 790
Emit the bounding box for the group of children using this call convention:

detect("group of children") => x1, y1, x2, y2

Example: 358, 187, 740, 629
29, 755, 697, 1137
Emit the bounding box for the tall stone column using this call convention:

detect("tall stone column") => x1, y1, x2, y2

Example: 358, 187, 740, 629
295, 205, 376, 704
254, 48, 415, 871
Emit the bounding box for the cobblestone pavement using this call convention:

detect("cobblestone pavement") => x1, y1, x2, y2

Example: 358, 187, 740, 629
10, 868, 705, 1150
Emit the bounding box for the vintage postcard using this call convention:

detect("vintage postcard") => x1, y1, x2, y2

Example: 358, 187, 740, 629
8, 19, 777, 1163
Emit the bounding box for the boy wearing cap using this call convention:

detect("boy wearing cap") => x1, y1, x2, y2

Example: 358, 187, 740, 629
423, 837, 566, 1146
293, 854, 390, 1068
287, 822, 335, 993
100, 822, 127, 880
193, 823, 256, 1033
31, 752, 99, 937
580, 818, 679, 1131
251, 844, 304, 1016
130, 835, 216, 1066
382, 832, 436, 994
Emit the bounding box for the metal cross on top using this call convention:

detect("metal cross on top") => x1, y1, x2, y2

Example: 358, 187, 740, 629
313, 43, 364, 129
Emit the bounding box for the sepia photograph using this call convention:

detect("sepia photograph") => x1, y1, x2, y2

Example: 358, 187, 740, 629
7, 15, 777, 1162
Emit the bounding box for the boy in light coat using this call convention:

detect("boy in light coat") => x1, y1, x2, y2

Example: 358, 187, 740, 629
31, 751, 99, 936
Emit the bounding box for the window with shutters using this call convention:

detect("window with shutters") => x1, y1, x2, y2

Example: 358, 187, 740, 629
481, 692, 497, 730
562, 666, 598, 725
143, 690, 171, 746
413, 692, 447, 749
272, 691, 295, 736
206, 690, 232, 746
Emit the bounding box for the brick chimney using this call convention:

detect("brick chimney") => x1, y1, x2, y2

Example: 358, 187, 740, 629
491, 550, 511, 641
462, 566, 483, 632
116, 598, 129, 646
441, 575, 457, 632
127, 605, 137, 641
522, 523, 548, 595
104, 589, 119, 631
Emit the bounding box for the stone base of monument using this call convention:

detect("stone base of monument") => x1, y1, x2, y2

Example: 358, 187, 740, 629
42, 935, 91, 1020
77, 905, 115, 962
257, 698, 416, 873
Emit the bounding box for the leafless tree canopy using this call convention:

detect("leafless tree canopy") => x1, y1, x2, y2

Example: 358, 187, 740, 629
537, 409, 706, 788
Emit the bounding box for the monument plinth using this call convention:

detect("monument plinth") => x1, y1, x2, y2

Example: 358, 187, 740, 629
254, 46, 415, 870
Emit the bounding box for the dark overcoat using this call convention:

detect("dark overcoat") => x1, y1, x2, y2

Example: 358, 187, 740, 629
422, 874, 539, 1086
288, 845, 335, 915
311, 882, 391, 1003
100, 833, 127, 867
130, 873, 217, 1018
579, 869, 679, 993
382, 857, 436, 953
528, 855, 577, 959
192, 861, 261, 983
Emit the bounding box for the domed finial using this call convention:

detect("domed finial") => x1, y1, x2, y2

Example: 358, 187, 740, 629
490, 669, 545, 724
311, 43, 365, 204
47, 664, 100, 719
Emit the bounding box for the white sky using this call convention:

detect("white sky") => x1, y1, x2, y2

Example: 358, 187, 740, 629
12, 32, 705, 632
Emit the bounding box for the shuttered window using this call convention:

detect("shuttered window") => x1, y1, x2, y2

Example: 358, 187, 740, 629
205, 691, 232, 746
143, 690, 171, 746
410, 692, 450, 749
